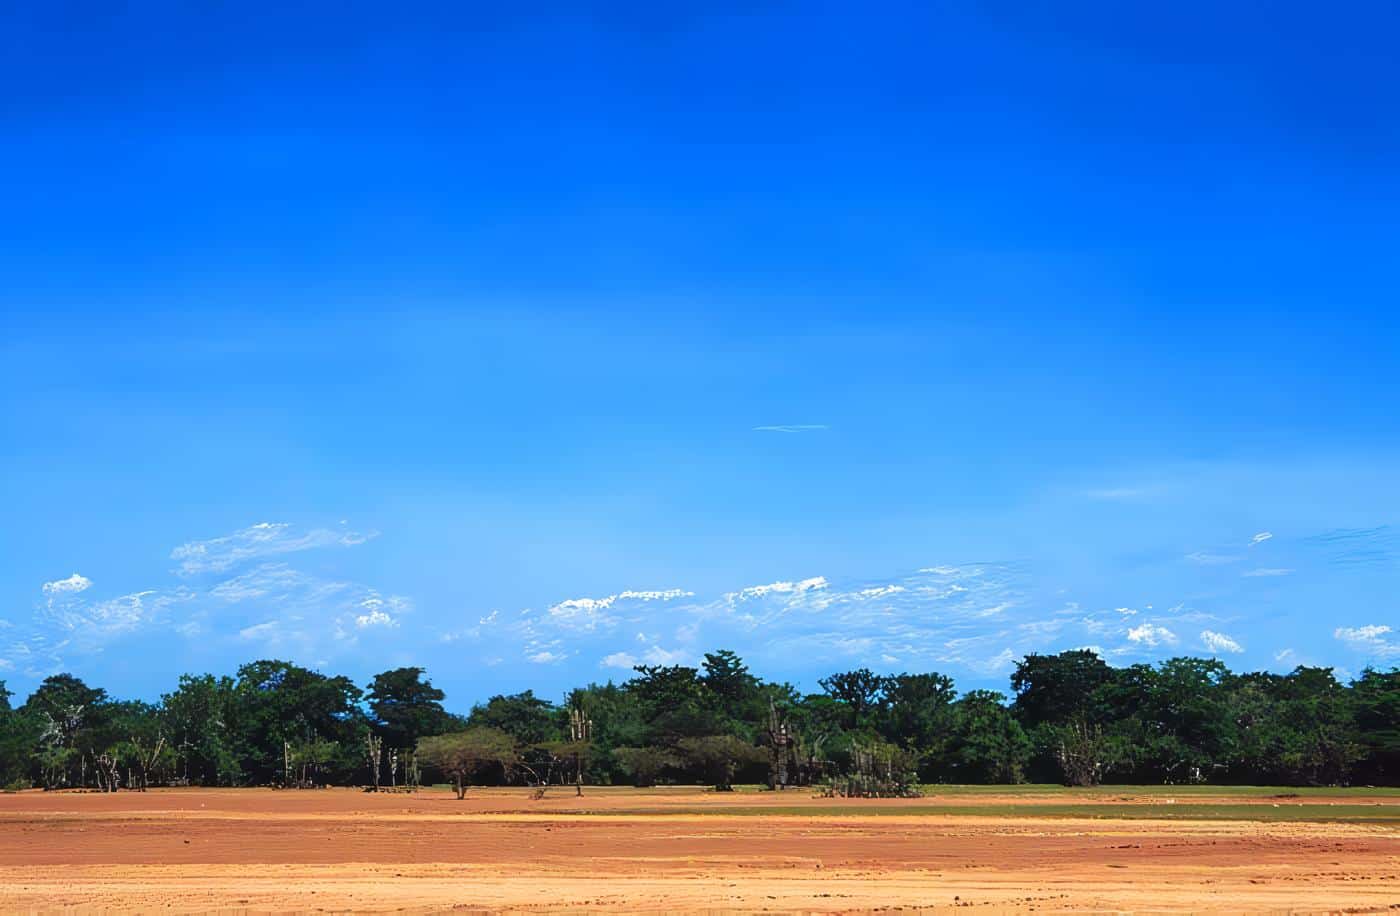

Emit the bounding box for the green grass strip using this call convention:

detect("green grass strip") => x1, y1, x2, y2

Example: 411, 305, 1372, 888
540, 803, 1399, 823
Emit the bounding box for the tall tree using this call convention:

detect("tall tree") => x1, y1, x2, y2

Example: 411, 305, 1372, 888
0, 681, 40, 787
467, 691, 559, 745
367, 667, 450, 749
1351, 667, 1400, 785
229, 660, 366, 784
701, 650, 763, 729
943, 690, 1032, 783
878, 672, 956, 759
1011, 650, 1115, 727
629, 665, 716, 740
818, 668, 885, 729
163, 674, 240, 785
22, 673, 112, 788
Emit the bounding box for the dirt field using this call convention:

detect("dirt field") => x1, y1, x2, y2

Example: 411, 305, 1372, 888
2, 786, 1396, 913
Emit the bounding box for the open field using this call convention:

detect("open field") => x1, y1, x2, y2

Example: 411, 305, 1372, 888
2, 786, 1397, 912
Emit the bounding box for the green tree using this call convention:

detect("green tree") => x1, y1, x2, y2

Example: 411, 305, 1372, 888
0, 647, 1395, 791
818, 668, 885, 729
878, 672, 956, 772
1137, 657, 1234, 783
612, 745, 680, 787
943, 690, 1032, 783
22, 673, 112, 788
229, 660, 366, 784
100, 700, 170, 790
1011, 650, 1115, 727
1052, 716, 1123, 786
565, 682, 645, 783
629, 665, 716, 740
0, 682, 41, 788
1012, 650, 1120, 783
700, 650, 764, 734
1351, 667, 1400, 785
677, 735, 764, 790
163, 674, 240, 785
1268, 667, 1362, 785
367, 667, 450, 749
467, 690, 559, 744
417, 728, 517, 798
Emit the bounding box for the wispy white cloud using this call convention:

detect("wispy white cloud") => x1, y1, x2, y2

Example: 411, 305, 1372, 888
1200, 629, 1244, 654
1185, 551, 1242, 565
600, 639, 696, 669
37, 584, 197, 653
209, 564, 314, 601
1333, 624, 1400, 659
355, 608, 397, 629
971, 647, 1016, 674
170, 521, 375, 576
1018, 617, 1068, 637
238, 620, 282, 641
16, 509, 1389, 691
702, 565, 1031, 674
42, 573, 92, 596
601, 651, 637, 669
437, 612, 498, 644
546, 588, 694, 631
1249, 531, 1273, 546
752, 424, 828, 433
1336, 623, 1391, 641
854, 584, 906, 599
207, 561, 410, 652
354, 595, 404, 628
727, 576, 828, 603
1126, 623, 1178, 648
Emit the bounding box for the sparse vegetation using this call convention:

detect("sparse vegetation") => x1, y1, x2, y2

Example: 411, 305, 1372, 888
416, 728, 517, 798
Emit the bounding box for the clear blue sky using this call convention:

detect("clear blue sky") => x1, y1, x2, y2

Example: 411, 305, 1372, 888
3, 1, 1397, 708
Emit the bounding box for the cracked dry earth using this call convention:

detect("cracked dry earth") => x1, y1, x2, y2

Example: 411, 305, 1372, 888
1, 788, 1396, 913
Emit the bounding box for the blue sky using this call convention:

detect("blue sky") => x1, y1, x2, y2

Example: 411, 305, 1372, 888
2, 2, 1398, 706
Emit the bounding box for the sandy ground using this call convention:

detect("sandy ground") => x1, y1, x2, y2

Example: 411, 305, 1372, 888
1, 787, 1396, 913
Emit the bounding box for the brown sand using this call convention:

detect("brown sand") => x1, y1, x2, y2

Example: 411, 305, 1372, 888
1, 787, 1396, 912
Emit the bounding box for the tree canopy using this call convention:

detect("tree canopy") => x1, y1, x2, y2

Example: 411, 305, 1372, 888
0, 651, 1395, 792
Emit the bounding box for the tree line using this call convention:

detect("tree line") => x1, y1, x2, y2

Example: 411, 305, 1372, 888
1, 649, 1396, 792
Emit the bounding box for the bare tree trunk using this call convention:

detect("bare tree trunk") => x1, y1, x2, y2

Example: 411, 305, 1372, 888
366, 734, 383, 791
569, 706, 591, 797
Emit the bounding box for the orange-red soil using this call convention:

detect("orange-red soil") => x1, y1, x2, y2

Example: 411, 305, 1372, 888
1, 787, 1396, 912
